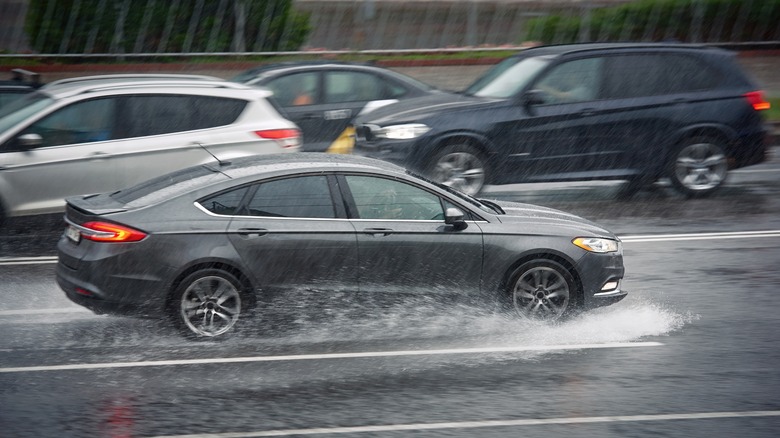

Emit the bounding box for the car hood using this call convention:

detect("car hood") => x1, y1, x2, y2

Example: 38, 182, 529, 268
355, 92, 499, 125
487, 199, 617, 238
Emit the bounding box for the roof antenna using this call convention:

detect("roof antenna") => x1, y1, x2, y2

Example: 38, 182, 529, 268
195, 142, 231, 166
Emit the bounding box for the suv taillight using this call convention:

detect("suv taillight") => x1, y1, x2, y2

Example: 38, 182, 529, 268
255, 129, 302, 149
79, 221, 147, 242
744, 91, 771, 111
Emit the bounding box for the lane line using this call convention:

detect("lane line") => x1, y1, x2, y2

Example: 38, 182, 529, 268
150, 410, 780, 437
0, 341, 662, 373
0, 256, 58, 266
0, 308, 90, 316
621, 230, 780, 243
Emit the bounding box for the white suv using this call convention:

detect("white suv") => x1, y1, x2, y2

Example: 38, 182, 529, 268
0, 75, 301, 222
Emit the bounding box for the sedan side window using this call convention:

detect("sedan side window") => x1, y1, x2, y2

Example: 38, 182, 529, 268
265, 72, 319, 107
244, 175, 335, 218
199, 187, 250, 215
325, 71, 384, 103
346, 175, 444, 220
19, 97, 116, 147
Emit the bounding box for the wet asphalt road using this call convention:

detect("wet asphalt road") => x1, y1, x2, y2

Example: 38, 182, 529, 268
1, 149, 780, 437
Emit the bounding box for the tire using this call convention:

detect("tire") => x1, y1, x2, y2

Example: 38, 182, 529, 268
170, 269, 247, 339
669, 136, 728, 197
427, 143, 487, 196
508, 259, 577, 321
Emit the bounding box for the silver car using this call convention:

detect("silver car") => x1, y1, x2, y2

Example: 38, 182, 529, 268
0, 75, 301, 222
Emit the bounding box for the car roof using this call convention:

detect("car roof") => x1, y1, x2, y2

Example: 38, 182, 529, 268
219, 152, 406, 179
237, 61, 378, 76
517, 42, 728, 58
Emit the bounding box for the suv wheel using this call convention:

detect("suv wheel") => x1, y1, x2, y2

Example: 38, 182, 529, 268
427, 143, 487, 196
669, 136, 728, 197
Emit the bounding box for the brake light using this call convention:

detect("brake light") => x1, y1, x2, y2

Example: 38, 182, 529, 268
744, 91, 771, 111
79, 221, 147, 242
254, 129, 302, 149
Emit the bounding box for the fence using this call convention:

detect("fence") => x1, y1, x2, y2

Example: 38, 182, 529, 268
1, 0, 779, 57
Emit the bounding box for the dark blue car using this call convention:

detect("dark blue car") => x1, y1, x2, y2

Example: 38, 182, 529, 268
353, 43, 770, 197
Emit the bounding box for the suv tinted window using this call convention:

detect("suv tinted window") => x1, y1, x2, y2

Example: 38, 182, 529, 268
243, 175, 335, 218
20, 97, 116, 147
535, 57, 602, 103
603, 53, 719, 99
117, 95, 246, 138
663, 54, 720, 92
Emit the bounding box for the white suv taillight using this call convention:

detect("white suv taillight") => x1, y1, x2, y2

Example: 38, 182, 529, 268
254, 129, 302, 150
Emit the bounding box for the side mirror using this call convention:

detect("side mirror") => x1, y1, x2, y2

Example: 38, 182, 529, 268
17, 133, 43, 148
444, 207, 468, 230
522, 89, 547, 106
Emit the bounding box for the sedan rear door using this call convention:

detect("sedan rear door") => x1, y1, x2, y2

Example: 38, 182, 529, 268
224, 174, 359, 294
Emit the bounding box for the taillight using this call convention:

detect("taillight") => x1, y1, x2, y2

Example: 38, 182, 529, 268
744, 91, 771, 111
79, 221, 147, 243
254, 128, 302, 149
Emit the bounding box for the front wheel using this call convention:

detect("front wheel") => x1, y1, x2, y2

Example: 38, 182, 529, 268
427, 143, 487, 196
509, 260, 577, 321
669, 137, 728, 197
170, 269, 247, 339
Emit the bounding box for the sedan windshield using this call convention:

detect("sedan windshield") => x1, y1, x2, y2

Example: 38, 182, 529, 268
463, 55, 551, 98
0, 92, 54, 134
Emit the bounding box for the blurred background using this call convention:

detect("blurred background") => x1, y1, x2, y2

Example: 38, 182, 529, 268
1, 0, 778, 55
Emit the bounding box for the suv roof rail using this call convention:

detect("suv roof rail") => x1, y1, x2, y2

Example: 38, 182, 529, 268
44, 74, 222, 88
80, 80, 253, 94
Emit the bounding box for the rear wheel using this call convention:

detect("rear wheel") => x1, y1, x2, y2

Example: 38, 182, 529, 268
427, 143, 487, 196
509, 259, 577, 321
170, 269, 247, 339
669, 136, 728, 197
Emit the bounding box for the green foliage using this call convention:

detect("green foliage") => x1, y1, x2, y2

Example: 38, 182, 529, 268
525, 0, 780, 44
25, 0, 311, 54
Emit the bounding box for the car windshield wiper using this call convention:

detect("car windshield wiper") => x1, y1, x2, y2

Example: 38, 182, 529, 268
477, 198, 505, 215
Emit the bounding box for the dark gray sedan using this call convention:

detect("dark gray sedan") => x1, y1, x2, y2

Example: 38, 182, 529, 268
56, 154, 626, 339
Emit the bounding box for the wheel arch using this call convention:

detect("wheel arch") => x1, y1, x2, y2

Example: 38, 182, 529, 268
665, 124, 738, 165
166, 258, 257, 309
499, 251, 584, 307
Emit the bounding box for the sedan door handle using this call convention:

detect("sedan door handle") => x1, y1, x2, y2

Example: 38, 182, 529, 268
237, 228, 268, 238
578, 108, 597, 117
363, 228, 393, 237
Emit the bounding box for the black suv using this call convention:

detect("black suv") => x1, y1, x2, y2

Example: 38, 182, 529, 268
353, 43, 770, 197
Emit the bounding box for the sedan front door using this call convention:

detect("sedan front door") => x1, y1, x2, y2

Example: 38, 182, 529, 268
342, 174, 483, 296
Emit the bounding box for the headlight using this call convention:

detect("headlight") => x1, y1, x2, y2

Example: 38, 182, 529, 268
375, 123, 430, 140
572, 237, 620, 253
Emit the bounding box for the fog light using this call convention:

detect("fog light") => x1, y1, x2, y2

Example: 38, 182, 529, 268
601, 280, 619, 291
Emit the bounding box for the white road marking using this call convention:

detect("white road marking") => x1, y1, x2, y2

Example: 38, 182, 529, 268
0, 308, 90, 316
0, 256, 58, 266
0, 341, 662, 373
150, 410, 780, 437
621, 230, 780, 243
